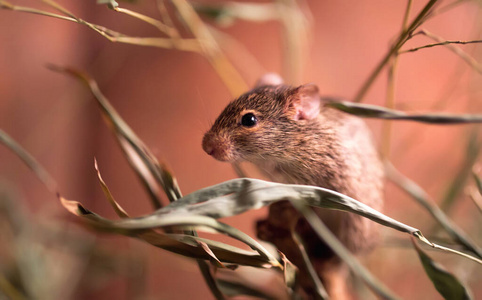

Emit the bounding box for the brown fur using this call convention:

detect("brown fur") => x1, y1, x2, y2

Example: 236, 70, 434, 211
203, 84, 384, 299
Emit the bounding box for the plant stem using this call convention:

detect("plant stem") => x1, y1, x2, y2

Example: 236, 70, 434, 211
353, 0, 439, 103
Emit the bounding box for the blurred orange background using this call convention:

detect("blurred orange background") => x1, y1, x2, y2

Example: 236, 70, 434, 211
1, 0, 481, 299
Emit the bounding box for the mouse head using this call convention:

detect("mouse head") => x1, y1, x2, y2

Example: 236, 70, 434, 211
202, 74, 322, 163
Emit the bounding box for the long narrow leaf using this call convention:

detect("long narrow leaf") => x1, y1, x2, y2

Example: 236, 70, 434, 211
151, 178, 481, 264
291, 232, 328, 300
0, 130, 57, 193
59, 195, 281, 269
474, 171, 482, 195
48, 66, 170, 208
60, 176, 481, 299
325, 100, 482, 124
439, 130, 480, 212
0, 132, 276, 269
412, 238, 473, 300
94, 158, 129, 218
291, 200, 400, 300
387, 162, 482, 259
158, 178, 419, 234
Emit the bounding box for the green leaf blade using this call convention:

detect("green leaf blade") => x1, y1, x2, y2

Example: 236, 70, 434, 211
412, 239, 473, 300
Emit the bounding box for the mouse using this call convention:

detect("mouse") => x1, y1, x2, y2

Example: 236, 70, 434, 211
202, 73, 384, 299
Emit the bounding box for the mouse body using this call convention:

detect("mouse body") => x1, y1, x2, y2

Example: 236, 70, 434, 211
202, 75, 384, 299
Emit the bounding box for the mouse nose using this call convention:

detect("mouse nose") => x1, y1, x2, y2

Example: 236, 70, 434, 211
203, 141, 215, 156
202, 132, 232, 161
202, 132, 215, 155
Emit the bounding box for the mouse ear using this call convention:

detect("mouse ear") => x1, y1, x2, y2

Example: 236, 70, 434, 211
288, 83, 321, 120
255, 73, 284, 87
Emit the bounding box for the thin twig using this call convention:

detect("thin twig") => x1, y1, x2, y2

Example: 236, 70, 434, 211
414, 231, 482, 264
0, 1, 201, 52
0, 1, 72, 20
400, 39, 482, 53
41, 0, 77, 19
405, 30, 482, 74
113, 7, 173, 36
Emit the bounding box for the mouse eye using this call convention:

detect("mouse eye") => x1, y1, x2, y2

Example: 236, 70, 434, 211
241, 113, 258, 127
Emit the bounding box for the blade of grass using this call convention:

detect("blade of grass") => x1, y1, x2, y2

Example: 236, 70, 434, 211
411, 237, 473, 299
0, 130, 57, 193
143, 231, 276, 268
160, 178, 482, 264
0, 274, 27, 300
49, 66, 168, 208
277, 0, 310, 84
468, 186, 482, 214
61, 176, 482, 264
292, 232, 328, 300
158, 178, 424, 233
290, 200, 400, 300
439, 129, 480, 213
473, 170, 482, 194
59, 195, 282, 268
49, 66, 226, 299
197, 261, 226, 300
471, 170, 482, 213
170, 0, 248, 96
0, 108, 269, 300
381, 0, 413, 158
112, 6, 174, 36
325, 100, 482, 124
386, 162, 482, 259
96, 162, 261, 273
54, 175, 482, 300
94, 158, 129, 218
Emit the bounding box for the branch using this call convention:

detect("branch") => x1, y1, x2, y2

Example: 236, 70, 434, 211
403, 30, 482, 74
400, 39, 482, 53
0, 0, 201, 52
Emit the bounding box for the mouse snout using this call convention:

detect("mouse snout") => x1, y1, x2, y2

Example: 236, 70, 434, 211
202, 132, 234, 162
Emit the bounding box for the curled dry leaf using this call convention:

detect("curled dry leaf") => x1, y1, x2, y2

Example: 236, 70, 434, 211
57, 195, 280, 269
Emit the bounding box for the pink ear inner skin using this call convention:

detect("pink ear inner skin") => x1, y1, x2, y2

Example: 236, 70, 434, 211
293, 84, 321, 120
